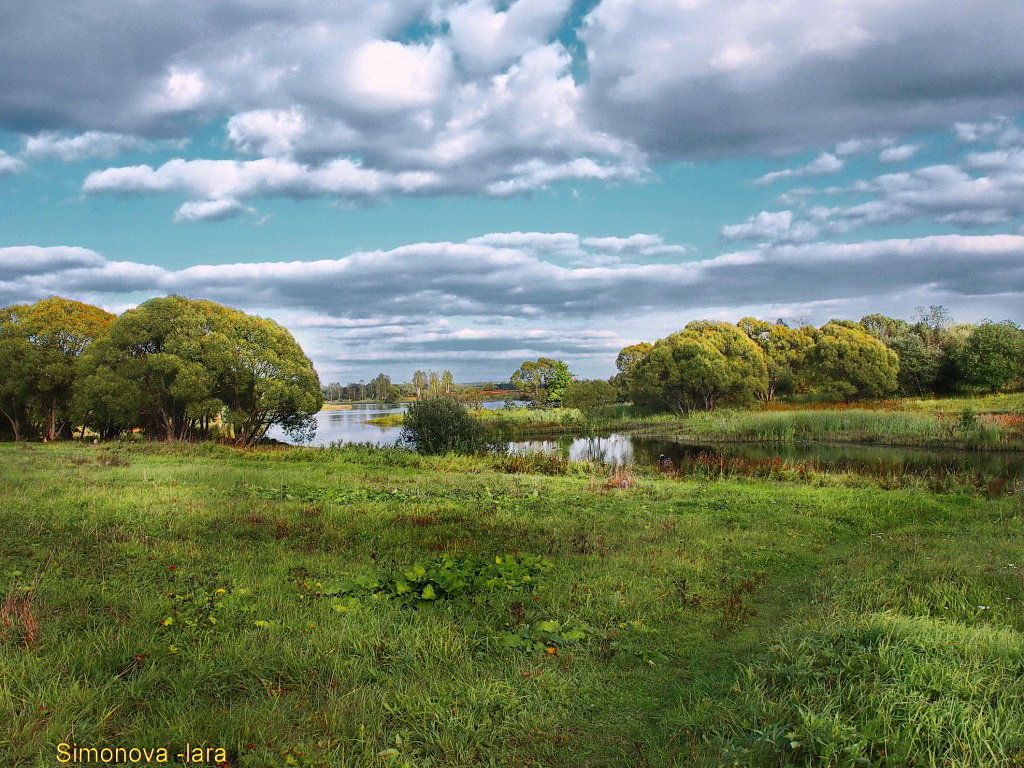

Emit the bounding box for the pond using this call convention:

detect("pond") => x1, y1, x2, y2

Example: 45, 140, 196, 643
269, 404, 1024, 487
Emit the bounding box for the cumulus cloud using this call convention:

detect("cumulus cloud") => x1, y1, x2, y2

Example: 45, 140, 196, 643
22, 131, 143, 161
582, 0, 1024, 158
878, 144, 922, 163
173, 198, 250, 223
0, 150, 24, 176
6, 0, 1018, 215
721, 211, 820, 243
755, 153, 844, 186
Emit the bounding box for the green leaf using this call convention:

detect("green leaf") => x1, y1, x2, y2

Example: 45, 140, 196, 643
421, 584, 436, 600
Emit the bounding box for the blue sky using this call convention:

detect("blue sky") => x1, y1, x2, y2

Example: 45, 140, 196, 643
2, 0, 1023, 382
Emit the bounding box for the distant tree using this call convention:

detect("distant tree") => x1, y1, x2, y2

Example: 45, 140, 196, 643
860, 314, 910, 346
809, 322, 899, 402
0, 298, 114, 440
510, 358, 574, 406
442, 369, 454, 394
399, 396, 495, 455
562, 379, 616, 421
428, 371, 440, 394
370, 373, 392, 401
631, 323, 767, 413
412, 370, 427, 398
385, 385, 402, 404
953, 321, 1024, 393
738, 317, 815, 401
913, 304, 953, 348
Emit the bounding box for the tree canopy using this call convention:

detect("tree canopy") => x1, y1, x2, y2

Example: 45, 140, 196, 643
510, 358, 574, 406
0, 297, 114, 440
76, 296, 321, 444
953, 321, 1024, 393
630, 322, 767, 413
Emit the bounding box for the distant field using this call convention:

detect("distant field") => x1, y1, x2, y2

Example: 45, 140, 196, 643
1, 443, 1022, 766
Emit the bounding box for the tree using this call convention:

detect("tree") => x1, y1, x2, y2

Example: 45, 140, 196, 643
808, 322, 899, 402
370, 373, 392, 401
613, 342, 653, 401
737, 317, 814, 401
0, 298, 114, 440
630, 323, 767, 413
890, 332, 942, 396
428, 371, 440, 394
510, 358, 574, 406
442, 369, 454, 394
399, 396, 495, 455
215, 309, 323, 445
952, 321, 1024, 393
860, 314, 910, 346
412, 370, 427, 398
76, 296, 321, 444
562, 379, 616, 421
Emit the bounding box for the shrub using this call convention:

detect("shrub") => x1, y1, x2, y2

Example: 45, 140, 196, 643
399, 396, 499, 455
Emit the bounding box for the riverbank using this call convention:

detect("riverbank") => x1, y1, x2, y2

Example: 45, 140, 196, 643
383, 394, 1024, 451
2, 442, 1022, 766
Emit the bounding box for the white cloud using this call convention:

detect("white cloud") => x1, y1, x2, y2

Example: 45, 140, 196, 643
755, 153, 844, 185
173, 198, 250, 223
0, 150, 24, 175
722, 210, 820, 243
22, 131, 142, 161
878, 144, 921, 163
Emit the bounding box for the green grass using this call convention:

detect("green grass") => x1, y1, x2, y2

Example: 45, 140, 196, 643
2, 442, 1022, 767
633, 408, 1024, 450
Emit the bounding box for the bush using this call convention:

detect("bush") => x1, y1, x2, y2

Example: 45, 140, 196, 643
399, 396, 500, 455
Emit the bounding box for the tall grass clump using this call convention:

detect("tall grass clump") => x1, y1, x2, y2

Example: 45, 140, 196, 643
692, 612, 1024, 767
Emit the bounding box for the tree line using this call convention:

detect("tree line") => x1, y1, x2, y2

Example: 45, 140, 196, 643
0, 296, 322, 444
608, 308, 1024, 414
322, 369, 457, 403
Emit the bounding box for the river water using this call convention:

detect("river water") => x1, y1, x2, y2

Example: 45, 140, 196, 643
269, 403, 1024, 485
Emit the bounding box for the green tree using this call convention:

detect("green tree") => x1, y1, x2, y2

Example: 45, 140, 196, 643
370, 373, 392, 401
441, 369, 454, 394
737, 317, 814, 401
0, 298, 114, 440
630, 323, 767, 413
562, 379, 616, 422
399, 396, 495, 454
76, 296, 321, 443
510, 358, 574, 406
215, 309, 322, 445
952, 321, 1024, 393
612, 342, 653, 401
809, 322, 899, 402
412, 370, 427, 398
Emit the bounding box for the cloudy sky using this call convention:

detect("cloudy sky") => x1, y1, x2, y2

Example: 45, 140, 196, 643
2, 0, 1023, 382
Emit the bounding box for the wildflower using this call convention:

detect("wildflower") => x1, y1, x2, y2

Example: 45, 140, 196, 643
546, 646, 557, 655
215, 588, 226, 594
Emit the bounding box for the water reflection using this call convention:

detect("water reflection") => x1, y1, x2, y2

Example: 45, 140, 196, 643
269, 404, 1023, 485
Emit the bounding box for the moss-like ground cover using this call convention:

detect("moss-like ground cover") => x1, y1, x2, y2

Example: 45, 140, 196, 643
1, 442, 1022, 767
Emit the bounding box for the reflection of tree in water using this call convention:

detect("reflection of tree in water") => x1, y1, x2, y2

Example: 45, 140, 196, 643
509, 433, 1023, 485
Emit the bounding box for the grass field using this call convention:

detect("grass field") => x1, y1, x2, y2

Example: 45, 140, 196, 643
2, 442, 1023, 767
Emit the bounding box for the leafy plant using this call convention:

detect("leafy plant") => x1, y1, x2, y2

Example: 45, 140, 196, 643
331, 555, 552, 605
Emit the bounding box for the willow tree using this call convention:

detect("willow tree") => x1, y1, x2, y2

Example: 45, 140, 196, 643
76, 296, 321, 443
809, 322, 899, 401
0, 298, 114, 440
215, 309, 323, 445
738, 317, 814, 402
631, 323, 767, 413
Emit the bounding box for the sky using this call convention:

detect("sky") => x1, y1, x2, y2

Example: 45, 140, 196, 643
1, 0, 1023, 383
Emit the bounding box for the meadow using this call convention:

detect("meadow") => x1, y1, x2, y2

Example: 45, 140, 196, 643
1, 442, 1022, 767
